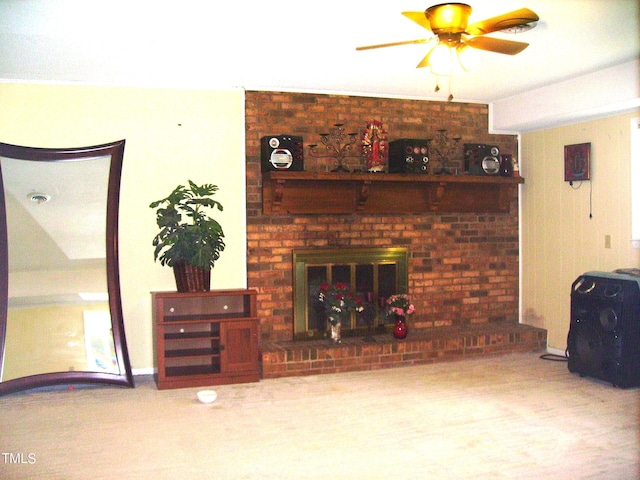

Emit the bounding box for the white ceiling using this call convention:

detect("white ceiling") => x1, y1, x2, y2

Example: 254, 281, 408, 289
0, 0, 638, 115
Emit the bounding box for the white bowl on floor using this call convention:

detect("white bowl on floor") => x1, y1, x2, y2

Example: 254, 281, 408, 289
197, 390, 217, 404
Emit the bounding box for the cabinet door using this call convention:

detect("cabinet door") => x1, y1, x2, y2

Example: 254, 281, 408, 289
221, 320, 257, 373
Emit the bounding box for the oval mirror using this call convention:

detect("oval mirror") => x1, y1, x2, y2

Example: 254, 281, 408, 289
0, 140, 133, 395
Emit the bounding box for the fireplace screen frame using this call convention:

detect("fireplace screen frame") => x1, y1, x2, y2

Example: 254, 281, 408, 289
293, 247, 409, 339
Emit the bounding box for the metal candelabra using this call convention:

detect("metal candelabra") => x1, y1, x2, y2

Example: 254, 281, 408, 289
308, 123, 359, 172
427, 129, 461, 174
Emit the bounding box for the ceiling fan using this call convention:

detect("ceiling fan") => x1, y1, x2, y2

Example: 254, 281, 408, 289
356, 3, 539, 99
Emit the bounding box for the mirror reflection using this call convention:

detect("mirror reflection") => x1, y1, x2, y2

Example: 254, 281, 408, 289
0, 141, 133, 394
1, 156, 118, 380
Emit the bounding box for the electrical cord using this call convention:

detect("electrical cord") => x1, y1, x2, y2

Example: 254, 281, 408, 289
568, 179, 593, 218
540, 334, 570, 362
539, 353, 568, 362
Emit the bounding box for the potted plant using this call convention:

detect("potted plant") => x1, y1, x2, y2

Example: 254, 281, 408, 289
150, 180, 226, 292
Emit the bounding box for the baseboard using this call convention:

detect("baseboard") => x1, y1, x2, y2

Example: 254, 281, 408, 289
132, 367, 155, 376
546, 346, 567, 358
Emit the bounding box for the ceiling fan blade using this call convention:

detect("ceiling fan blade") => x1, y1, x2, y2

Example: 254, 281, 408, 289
465, 36, 529, 55
465, 8, 539, 35
402, 11, 432, 31
414, 38, 439, 68
416, 51, 431, 69
356, 39, 429, 51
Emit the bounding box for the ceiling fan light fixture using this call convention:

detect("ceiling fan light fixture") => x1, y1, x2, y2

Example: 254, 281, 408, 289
456, 43, 481, 71
428, 42, 453, 75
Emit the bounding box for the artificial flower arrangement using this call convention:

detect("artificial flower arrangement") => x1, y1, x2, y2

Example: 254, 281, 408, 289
385, 294, 415, 318
318, 282, 364, 326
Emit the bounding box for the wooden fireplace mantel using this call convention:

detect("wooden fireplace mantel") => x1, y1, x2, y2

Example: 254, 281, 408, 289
262, 171, 524, 215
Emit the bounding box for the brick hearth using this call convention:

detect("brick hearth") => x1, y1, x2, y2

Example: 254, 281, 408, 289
260, 323, 547, 379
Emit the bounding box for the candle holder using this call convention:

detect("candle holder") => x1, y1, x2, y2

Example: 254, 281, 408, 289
427, 129, 461, 174
308, 123, 359, 172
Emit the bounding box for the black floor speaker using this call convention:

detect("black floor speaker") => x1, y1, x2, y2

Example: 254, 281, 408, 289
567, 271, 640, 388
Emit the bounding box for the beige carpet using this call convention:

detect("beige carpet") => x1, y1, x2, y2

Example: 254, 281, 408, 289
1, 352, 638, 480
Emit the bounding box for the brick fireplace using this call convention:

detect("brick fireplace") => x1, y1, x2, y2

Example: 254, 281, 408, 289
245, 91, 546, 377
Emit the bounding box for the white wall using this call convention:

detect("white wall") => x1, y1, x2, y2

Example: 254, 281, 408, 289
0, 83, 247, 370
520, 111, 640, 352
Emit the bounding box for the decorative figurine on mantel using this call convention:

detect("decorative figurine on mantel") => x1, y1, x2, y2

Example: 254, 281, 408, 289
512, 156, 521, 178
361, 120, 387, 172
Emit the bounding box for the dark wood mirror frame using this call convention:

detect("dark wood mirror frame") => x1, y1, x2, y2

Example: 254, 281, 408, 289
0, 140, 134, 395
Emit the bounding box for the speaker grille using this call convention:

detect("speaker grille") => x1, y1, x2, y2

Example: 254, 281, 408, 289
570, 319, 620, 380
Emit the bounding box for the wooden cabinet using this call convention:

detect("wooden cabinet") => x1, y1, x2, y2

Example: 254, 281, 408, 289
152, 289, 259, 390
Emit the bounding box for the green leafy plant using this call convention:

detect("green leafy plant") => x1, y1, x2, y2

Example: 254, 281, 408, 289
150, 180, 225, 270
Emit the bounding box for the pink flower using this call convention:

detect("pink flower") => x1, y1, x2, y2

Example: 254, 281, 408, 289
386, 294, 415, 317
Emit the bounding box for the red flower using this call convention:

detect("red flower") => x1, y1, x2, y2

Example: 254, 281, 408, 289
318, 282, 365, 316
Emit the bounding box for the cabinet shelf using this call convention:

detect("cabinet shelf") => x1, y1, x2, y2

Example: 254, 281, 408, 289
262, 171, 524, 214
165, 348, 221, 358
160, 312, 252, 322
164, 331, 220, 340
165, 365, 220, 377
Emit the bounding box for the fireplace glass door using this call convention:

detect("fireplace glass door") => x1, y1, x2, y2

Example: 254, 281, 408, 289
293, 248, 408, 339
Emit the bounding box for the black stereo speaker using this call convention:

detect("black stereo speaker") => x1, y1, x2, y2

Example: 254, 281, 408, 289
261, 135, 304, 172
567, 270, 640, 388
388, 139, 430, 173
464, 143, 500, 175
